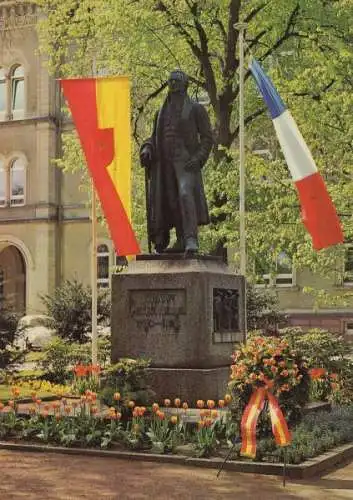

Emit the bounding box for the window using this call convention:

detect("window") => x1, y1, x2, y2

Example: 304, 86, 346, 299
0, 68, 6, 115
97, 244, 110, 288
344, 322, 353, 339
0, 156, 26, 207
10, 158, 25, 206
255, 251, 294, 287
11, 65, 24, 117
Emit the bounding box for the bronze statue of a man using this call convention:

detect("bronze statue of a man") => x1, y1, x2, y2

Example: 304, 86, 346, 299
140, 69, 213, 254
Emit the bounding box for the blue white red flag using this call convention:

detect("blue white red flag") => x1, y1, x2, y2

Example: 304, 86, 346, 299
249, 58, 343, 250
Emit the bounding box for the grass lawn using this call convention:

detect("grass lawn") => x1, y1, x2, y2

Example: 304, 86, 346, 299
0, 385, 55, 402
24, 351, 45, 363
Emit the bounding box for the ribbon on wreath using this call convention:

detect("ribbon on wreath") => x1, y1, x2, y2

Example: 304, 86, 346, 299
240, 387, 292, 458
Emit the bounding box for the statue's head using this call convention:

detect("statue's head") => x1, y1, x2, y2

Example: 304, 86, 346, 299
167, 69, 189, 94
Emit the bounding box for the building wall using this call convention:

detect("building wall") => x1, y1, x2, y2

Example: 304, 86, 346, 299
0, 2, 111, 315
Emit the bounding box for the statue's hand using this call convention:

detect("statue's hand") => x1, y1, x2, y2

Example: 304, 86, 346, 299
140, 146, 153, 168
184, 158, 200, 172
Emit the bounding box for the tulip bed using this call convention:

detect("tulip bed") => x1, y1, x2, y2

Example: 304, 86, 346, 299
0, 387, 353, 464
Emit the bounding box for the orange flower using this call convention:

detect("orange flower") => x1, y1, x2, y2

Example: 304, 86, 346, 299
55, 413, 62, 421
128, 400, 135, 409
152, 403, 159, 413
218, 399, 225, 408
309, 368, 326, 380
280, 384, 290, 392
170, 415, 178, 425
8, 400, 14, 408
156, 410, 165, 420
249, 373, 257, 381
52, 401, 60, 410
207, 400, 215, 409
11, 386, 20, 397
29, 406, 36, 415
43, 404, 50, 411
200, 409, 207, 418
64, 406, 71, 414
330, 373, 339, 381
35, 399, 42, 406
74, 364, 88, 377
224, 394, 232, 404
116, 412, 122, 421
196, 400, 205, 409
281, 370, 289, 377
198, 420, 205, 429
164, 399, 171, 407
279, 361, 286, 368
204, 418, 213, 428
331, 382, 339, 390
174, 398, 181, 408
0, 402, 4, 411
31, 391, 37, 401
41, 411, 49, 418
113, 392, 121, 401
182, 402, 188, 411
271, 366, 278, 374
91, 406, 98, 414
90, 364, 101, 375
211, 410, 218, 419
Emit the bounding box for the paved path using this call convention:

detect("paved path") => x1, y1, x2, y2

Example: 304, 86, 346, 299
0, 450, 352, 499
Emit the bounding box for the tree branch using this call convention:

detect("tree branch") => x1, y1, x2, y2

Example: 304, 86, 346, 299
133, 82, 167, 143
230, 107, 267, 143
259, 3, 301, 62
225, 0, 241, 80
292, 79, 336, 101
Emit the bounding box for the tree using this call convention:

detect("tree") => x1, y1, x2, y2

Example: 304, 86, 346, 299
36, 0, 353, 288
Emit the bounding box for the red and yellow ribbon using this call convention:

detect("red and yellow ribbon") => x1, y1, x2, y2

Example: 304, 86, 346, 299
240, 388, 291, 458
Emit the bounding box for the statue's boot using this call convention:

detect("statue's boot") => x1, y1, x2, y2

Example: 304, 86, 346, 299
184, 236, 198, 255
169, 226, 184, 253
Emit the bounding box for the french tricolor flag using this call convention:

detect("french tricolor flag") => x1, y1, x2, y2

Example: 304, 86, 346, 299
249, 58, 343, 250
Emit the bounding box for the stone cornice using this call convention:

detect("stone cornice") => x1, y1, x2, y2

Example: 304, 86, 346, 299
0, 1, 37, 31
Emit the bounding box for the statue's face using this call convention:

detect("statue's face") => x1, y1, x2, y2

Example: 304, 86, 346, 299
168, 71, 188, 94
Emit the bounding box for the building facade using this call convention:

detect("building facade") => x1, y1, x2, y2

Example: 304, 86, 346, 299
0, 0, 113, 316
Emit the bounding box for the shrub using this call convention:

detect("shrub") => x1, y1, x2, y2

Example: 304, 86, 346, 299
228, 333, 310, 435
40, 337, 111, 384
40, 337, 72, 383
100, 358, 154, 407
41, 280, 111, 343
246, 285, 288, 335
0, 306, 24, 370
281, 328, 353, 403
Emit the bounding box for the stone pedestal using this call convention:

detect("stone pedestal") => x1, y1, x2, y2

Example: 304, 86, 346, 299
111, 255, 245, 401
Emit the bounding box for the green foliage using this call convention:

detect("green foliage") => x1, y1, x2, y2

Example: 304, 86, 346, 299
40, 280, 111, 343
246, 285, 288, 335
101, 358, 153, 407
0, 307, 24, 371
40, 337, 111, 384
282, 327, 353, 403
40, 337, 72, 384
36, 0, 353, 288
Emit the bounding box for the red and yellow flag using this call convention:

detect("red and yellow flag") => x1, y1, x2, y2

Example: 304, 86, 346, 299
60, 77, 140, 256
240, 388, 291, 458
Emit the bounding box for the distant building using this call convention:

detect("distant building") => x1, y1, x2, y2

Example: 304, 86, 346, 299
0, 1, 113, 315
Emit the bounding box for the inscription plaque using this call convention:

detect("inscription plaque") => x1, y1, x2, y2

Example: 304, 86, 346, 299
129, 289, 186, 335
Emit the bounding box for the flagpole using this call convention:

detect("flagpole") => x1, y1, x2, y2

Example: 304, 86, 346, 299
91, 182, 98, 366
238, 22, 247, 338
91, 56, 98, 367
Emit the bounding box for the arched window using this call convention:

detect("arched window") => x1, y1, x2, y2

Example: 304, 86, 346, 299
11, 65, 25, 116
0, 68, 6, 115
10, 158, 25, 206
97, 243, 110, 288
0, 159, 6, 207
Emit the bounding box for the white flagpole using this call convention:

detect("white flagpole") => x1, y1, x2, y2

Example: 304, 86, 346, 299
91, 56, 98, 366
91, 183, 98, 365
238, 23, 247, 338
